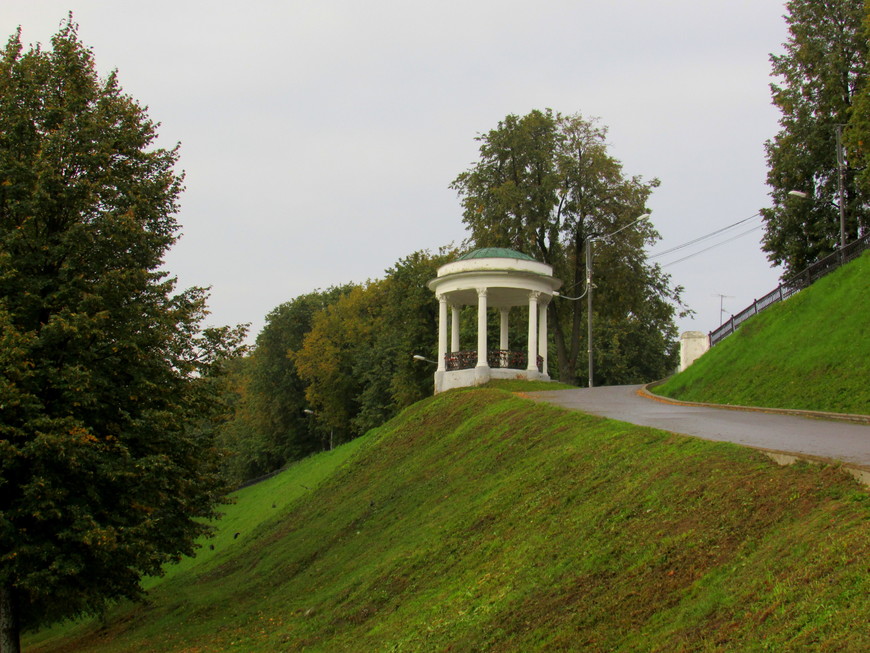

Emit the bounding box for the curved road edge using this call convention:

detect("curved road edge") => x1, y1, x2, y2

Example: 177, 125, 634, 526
521, 384, 870, 487
638, 382, 870, 426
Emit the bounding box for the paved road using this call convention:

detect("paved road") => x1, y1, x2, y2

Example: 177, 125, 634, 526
525, 385, 870, 470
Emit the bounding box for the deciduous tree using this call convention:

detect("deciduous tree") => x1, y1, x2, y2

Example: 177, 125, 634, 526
762, 0, 869, 275
845, 4, 870, 201
451, 109, 684, 384
0, 19, 245, 651
218, 287, 350, 482
290, 250, 449, 446
291, 283, 376, 445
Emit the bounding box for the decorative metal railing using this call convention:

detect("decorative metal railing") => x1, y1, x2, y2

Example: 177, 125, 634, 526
709, 232, 869, 346
444, 350, 478, 370
444, 349, 543, 372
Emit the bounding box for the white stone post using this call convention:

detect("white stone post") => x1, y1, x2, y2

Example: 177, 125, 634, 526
499, 308, 509, 351
437, 294, 447, 372
679, 331, 710, 371
527, 291, 539, 372
450, 305, 460, 353
476, 288, 489, 369
538, 299, 549, 377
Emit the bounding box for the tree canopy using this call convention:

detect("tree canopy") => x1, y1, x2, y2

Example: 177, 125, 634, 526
216, 249, 450, 483
762, 0, 870, 275
451, 109, 685, 385
0, 18, 244, 650
217, 286, 352, 482
291, 250, 450, 446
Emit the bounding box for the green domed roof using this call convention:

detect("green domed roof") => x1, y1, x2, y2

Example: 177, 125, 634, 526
457, 247, 537, 262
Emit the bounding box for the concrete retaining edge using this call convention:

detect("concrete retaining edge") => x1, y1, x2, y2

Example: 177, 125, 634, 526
639, 381, 870, 426
639, 382, 870, 486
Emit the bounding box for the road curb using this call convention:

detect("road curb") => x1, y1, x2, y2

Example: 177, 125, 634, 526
638, 383, 870, 486
638, 383, 870, 426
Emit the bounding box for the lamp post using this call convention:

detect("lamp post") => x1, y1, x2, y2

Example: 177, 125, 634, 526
789, 185, 846, 261
836, 124, 846, 253
586, 213, 650, 388
303, 409, 333, 451
789, 123, 847, 257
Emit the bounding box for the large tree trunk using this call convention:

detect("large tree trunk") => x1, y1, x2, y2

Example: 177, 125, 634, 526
552, 229, 589, 385
551, 302, 572, 383
0, 584, 21, 653
551, 294, 583, 384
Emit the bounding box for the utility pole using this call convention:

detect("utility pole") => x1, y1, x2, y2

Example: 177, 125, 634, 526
586, 237, 594, 388
585, 213, 650, 388
835, 124, 846, 256
712, 293, 734, 324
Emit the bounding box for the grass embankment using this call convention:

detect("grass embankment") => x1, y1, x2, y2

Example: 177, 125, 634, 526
29, 387, 868, 652
655, 251, 870, 414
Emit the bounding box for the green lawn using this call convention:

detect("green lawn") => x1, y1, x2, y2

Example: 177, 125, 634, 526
28, 387, 869, 652
655, 251, 870, 415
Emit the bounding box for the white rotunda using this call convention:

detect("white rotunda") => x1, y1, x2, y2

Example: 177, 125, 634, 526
427, 248, 562, 393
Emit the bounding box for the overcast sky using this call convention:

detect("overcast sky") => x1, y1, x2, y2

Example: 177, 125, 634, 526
3, 1, 790, 341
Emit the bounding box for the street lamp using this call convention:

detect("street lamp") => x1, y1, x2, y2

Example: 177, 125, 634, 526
303, 409, 333, 451
586, 213, 650, 388
412, 354, 437, 364
788, 185, 846, 259
836, 124, 847, 253
788, 123, 848, 256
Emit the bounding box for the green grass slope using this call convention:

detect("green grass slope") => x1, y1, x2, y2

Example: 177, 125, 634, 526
29, 388, 869, 652
655, 251, 870, 414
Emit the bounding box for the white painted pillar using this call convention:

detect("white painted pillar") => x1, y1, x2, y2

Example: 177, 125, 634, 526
538, 299, 549, 376
499, 308, 509, 351
476, 288, 489, 368
680, 331, 710, 371
437, 294, 447, 372
527, 291, 539, 372
450, 305, 460, 353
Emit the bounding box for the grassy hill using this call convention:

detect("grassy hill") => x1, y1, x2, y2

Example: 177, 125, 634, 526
654, 251, 870, 414
28, 387, 869, 652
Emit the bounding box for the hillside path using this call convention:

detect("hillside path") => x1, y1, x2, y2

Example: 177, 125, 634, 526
524, 385, 870, 470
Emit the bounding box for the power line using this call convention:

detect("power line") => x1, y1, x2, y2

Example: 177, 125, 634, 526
648, 212, 762, 260
660, 224, 764, 268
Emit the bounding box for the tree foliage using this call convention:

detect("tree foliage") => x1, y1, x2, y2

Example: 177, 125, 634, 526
216, 287, 350, 483
847, 5, 870, 198
762, 0, 870, 275
290, 250, 449, 446
451, 109, 684, 385
0, 19, 245, 648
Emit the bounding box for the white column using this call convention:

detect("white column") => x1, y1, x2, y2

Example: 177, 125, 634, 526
499, 308, 509, 351
450, 305, 460, 353
538, 299, 549, 376
527, 291, 539, 372
437, 294, 447, 372
476, 288, 489, 368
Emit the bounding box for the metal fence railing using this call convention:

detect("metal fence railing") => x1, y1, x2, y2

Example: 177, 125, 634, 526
709, 232, 870, 346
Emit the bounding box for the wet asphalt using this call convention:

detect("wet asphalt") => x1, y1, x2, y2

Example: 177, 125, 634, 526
524, 385, 870, 470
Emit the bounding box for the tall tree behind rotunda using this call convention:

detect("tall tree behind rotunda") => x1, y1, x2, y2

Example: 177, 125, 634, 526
451, 110, 685, 385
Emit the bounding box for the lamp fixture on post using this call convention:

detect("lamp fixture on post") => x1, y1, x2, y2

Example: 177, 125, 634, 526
789, 123, 848, 259
836, 124, 846, 255
788, 183, 846, 261
586, 213, 651, 389
303, 409, 333, 451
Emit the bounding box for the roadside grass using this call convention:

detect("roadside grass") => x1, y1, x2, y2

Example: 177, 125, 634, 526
654, 251, 870, 414
27, 387, 869, 652
484, 378, 576, 392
